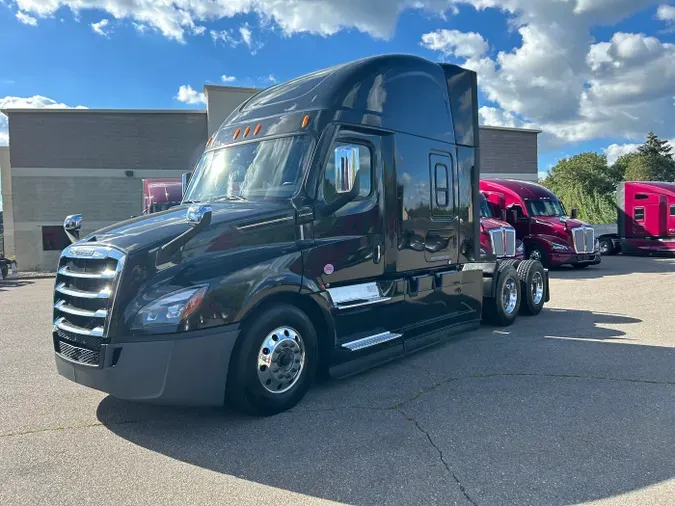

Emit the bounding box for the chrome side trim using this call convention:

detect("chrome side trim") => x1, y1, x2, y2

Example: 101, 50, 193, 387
57, 266, 116, 279
342, 331, 402, 351
54, 317, 104, 337
54, 300, 108, 318
55, 282, 111, 299
237, 216, 294, 231
327, 282, 391, 310
336, 297, 392, 310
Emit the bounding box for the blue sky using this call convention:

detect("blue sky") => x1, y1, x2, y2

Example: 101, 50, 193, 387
2, 0, 675, 177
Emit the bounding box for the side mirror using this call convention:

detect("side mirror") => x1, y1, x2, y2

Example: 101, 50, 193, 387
186, 204, 212, 228
570, 208, 578, 219
64, 214, 82, 244
318, 146, 363, 217
500, 209, 507, 221
182, 172, 192, 197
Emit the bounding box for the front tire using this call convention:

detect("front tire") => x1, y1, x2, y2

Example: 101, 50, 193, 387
517, 260, 546, 315
226, 304, 318, 416
527, 245, 549, 268
483, 264, 521, 326
599, 237, 615, 256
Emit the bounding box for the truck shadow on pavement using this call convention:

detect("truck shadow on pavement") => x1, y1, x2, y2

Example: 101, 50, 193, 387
0, 280, 34, 292
550, 255, 675, 280
96, 307, 675, 506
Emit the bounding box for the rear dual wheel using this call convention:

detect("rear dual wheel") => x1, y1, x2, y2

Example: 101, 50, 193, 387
517, 260, 546, 316
483, 264, 521, 326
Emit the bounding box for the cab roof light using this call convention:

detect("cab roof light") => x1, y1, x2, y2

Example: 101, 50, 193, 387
244, 126, 251, 137
233, 128, 241, 140
254, 123, 262, 135
205, 137, 213, 148
301, 115, 310, 129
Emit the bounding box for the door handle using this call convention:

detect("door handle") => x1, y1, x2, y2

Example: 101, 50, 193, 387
375, 244, 382, 264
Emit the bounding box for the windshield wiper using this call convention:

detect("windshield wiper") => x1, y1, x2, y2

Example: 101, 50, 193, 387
182, 200, 201, 204
212, 195, 247, 202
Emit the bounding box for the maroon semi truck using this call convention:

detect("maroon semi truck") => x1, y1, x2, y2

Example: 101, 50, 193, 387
597, 181, 675, 256
480, 178, 601, 269
143, 178, 182, 214
479, 193, 525, 261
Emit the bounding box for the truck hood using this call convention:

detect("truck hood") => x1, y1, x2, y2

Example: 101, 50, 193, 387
531, 216, 589, 232
80, 200, 294, 253
481, 217, 511, 231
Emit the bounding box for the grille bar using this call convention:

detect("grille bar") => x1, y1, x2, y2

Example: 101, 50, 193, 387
57, 340, 101, 367
56, 282, 111, 299
54, 300, 108, 318
55, 317, 104, 337
572, 226, 596, 254
57, 266, 116, 279
505, 228, 516, 257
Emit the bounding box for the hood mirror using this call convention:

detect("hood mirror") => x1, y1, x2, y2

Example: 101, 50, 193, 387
570, 208, 578, 219
181, 172, 192, 198
187, 204, 212, 227
64, 214, 82, 244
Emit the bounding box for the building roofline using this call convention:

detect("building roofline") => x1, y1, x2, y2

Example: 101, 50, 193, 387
204, 84, 262, 93
479, 124, 542, 134
1, 108, 207, 115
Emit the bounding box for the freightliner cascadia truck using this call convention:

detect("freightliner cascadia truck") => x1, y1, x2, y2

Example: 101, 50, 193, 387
53, 55, 550, 416
597, 181, 675, 256
480, 178, 601, 269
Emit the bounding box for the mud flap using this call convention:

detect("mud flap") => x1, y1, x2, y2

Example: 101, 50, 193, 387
544, 268, 551, 303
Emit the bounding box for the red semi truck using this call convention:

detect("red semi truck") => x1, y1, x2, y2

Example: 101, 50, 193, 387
479, 193, 525, 261
480, 178, 601, 269
597, 181, 675, 256
143, 178, 182, 214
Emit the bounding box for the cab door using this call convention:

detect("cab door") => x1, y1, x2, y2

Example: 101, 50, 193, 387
302, 127, 394, 343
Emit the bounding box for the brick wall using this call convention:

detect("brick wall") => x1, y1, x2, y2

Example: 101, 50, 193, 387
478, 127, 539, 177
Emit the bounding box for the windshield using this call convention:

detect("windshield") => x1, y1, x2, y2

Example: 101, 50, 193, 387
479, 197, 493, 218
183, 135, 313, 202
525, 199, 566, 217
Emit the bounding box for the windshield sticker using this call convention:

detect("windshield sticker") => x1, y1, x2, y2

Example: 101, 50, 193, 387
323, 264, 335, 275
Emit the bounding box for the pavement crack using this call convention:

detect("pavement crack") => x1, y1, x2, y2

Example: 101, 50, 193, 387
392, 372, 675, 410
399, 408, 478, 506
0, 418, 148, 439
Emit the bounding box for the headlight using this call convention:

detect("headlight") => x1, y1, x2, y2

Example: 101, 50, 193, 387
550, 242, 570, 251
516, 240, 524, 254
132, 286, 208, 331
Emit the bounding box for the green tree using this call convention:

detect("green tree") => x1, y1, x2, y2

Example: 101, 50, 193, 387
624, 152, 675, 181
540, 152, 617, 223
637, 131, 673, 159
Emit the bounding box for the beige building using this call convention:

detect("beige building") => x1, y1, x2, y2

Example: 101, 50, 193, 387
1, 85, 540, 271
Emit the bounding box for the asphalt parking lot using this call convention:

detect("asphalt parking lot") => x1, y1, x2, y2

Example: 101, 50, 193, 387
1, 256, 675, 506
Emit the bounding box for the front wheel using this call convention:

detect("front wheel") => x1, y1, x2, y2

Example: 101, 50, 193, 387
599, 237, 615, 255
483, 264, 521, 326
226, 304, 318, 416
517, 260, 546, 315
527, 245, 549, 268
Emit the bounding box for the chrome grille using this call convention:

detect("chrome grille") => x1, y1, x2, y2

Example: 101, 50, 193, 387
490, 227, 517, 258
504, 228, 516, 257
572, 226, 596, 254
489, 228, 505, 257
53, 245, 125, 365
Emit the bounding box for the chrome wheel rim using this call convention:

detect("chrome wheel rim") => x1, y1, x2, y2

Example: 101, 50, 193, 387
531, 272, 544, 305
257, 326, 305, 394
529, 249, 542, 261
600, 241, 610, 254
502, 277, 518, 314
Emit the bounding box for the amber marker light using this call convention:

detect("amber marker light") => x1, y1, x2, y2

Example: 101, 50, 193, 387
301, 115, 310, 128
254, 123, 262, 135
244, 126, 251, 137
233, 128, 241, 140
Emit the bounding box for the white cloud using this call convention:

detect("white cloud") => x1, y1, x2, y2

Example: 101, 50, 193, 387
16, 11, 38, 26
604, 143, 640, 164
656, 4, 675, 21
264, 74, 277, 84
479, 106, 529, 128
240, 24, 253, 47
175, 85, 205, 105
91, 18, 111, 37
0, 95, 87, 146
221, 75, 236, 83
420, 29, 488, 59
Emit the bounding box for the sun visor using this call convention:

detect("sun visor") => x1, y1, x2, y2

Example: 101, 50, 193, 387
440, 64, 479, 148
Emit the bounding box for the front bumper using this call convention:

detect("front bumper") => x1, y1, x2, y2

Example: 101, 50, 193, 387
550, 251, 602, 267
55, 324, 240, 406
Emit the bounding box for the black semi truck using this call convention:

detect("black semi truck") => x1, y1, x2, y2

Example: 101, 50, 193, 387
53, 55, 550, 415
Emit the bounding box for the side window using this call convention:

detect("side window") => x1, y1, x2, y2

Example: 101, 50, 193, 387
429, 152, 454, 219
321, 141, 373, 203
634, 207, 645, 222
670, 205, 675, 217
